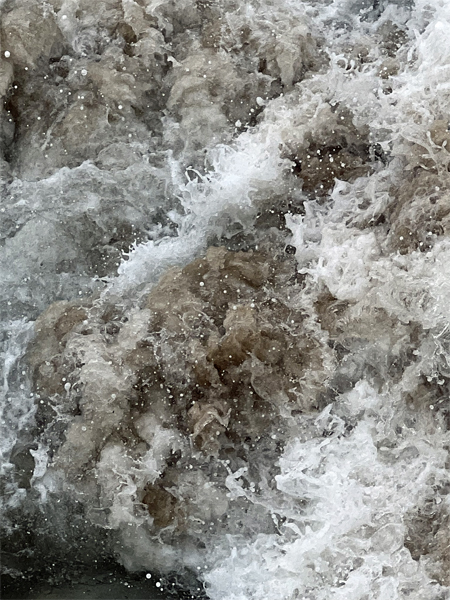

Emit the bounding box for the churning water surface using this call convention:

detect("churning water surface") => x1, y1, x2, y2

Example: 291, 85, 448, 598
1, 0, 450, 598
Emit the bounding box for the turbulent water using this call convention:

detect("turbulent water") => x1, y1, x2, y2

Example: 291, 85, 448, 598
1, 0, 450, 598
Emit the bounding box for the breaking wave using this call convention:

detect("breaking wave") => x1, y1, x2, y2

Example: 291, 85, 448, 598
1, 0, 450, 598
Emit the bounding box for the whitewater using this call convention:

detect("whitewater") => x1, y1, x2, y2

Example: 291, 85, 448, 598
1, 0, 450, 598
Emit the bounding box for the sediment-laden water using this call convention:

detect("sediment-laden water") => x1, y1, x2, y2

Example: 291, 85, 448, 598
1, 0, 450, 598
